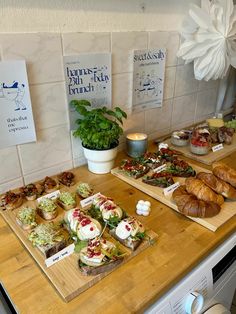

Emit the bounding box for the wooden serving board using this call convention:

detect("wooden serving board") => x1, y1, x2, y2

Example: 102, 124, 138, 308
163, 134, 236, 165
111, 165, 236, 232
0, 190, 157, 302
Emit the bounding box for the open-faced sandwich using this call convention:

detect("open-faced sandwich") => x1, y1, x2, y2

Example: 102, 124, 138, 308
0, 191, 23, 210
89, 194, 124, 227
16, 206, 37, 231
165, 159, 196, 177
137, 152, 163, 169
37, 197, 58, 220
109, 216, 145, 250
20, 183, 39, 201
76, 182, 94, 199
57, 192, 76, 211
42, 176, 59, 194
78, 237, 125, 276
64, 208, 102, 241
142, 171, 174, 187
58, 171, 75, 187
119, 159, 149, 179
157, 147, 181, 162
28, 222, 67, 258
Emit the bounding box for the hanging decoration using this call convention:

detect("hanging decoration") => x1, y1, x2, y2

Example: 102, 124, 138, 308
177, 0, 236, 81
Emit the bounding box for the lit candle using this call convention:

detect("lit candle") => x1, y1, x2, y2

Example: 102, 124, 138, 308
126, 133, 148, 157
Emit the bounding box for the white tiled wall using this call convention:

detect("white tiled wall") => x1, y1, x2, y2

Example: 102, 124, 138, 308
0, 31, 220, 193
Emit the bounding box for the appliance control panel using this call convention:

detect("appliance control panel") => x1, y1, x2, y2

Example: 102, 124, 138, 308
170, 276, 209, 314
146, 274, 210, 314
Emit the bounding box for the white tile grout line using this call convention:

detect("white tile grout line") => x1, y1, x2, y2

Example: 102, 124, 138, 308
194, 91, 199, 124
16, 145, 25, 184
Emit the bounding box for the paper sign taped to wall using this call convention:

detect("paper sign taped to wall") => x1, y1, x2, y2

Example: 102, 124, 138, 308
132, 48, 166, 113
64, 53, 112, 130
0, 60, 36, 149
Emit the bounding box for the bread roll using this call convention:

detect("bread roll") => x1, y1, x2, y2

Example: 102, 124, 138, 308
37, 207, 58, 220
197, 172, 236, 200
172, 185, 221, 218
185, 177, 224, 206
16, 217, 35, 231
212, 163, 236, 188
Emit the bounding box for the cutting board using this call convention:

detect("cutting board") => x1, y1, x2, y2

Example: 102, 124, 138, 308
163, 134, 236, 165
0, 187, 157, 302
111, 164, 236, 232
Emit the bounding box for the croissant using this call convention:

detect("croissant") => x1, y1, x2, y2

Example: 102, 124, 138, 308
172, 185, 221, 218
212, 163, 236, 188
185, 177, 224, 206
197, 172, 236, 200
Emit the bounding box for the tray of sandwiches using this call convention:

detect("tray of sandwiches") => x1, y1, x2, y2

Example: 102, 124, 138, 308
0, 172, 157, 302
111, 147, 236, 232
162, 123, 236, 165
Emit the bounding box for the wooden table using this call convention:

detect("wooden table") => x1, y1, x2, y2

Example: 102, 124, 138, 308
0, 148, 235, 314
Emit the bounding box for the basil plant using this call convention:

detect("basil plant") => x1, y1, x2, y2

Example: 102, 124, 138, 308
70, 100, 127, 150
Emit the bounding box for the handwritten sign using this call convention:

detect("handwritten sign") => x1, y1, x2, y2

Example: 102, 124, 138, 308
64, 53, 112, 130
212, 143, 224, 152
45, 243, 75, 267
163, 182, 180, 196
37, 190, 60, 203
132, 49, 166, 113
153, 164, 167, 173
0, 60, 36, 149
80, 192, 101, 208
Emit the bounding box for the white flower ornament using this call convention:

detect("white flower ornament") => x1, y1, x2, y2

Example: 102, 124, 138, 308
177, 0, 236, 81
136, 200, 151, 216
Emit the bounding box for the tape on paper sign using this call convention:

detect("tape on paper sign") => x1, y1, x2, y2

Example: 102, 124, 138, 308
80, 192, 101, 208
45, 243, 75, 267
163, 182, 180, 196
212, 143, 224, 152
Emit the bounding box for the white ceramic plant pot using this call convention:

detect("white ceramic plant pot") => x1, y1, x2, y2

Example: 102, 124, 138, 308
83, 146, 118, 174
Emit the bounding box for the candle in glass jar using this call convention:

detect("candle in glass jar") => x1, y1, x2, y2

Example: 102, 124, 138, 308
126, 133, 148, 157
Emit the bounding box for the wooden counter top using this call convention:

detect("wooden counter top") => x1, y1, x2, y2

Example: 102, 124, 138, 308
0, 147, 236, 314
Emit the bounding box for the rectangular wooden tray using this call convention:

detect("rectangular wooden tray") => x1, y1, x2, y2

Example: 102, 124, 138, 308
111, 164, 236, 232
163, 134, 236, 165
0, 187, 157, 302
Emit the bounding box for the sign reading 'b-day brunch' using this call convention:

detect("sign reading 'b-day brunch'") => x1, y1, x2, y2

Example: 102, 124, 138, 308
64, 53, 112, 130
0, 60, 36, 149
132, 48, 166, 113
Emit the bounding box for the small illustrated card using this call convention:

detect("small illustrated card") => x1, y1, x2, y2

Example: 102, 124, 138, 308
64, 53, 112, 130
0, 60, 36, 149
132, 48, 166, 113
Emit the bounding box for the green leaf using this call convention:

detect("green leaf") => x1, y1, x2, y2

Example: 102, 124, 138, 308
70, 99, 91, 108
99, 121, 110, 130
115, 107, 127, 118
74, 240, 88, 253
107, 215, 122, 229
